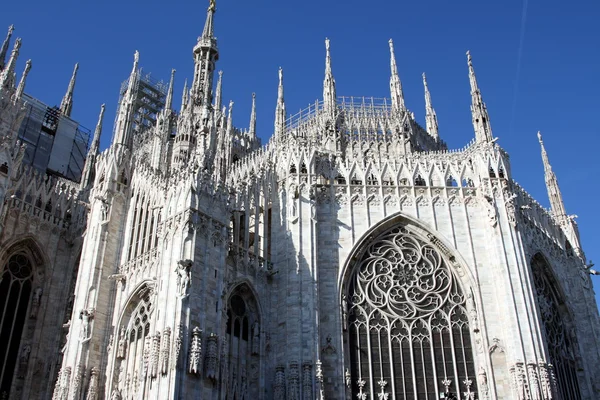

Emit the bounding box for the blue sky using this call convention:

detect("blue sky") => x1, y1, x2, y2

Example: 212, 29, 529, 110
2, 0, 600, 306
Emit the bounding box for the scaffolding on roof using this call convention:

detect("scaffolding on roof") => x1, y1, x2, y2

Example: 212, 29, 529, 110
112, 68, 168, 141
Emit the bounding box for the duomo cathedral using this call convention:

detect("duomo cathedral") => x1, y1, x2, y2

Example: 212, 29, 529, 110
0, 2, 599, 399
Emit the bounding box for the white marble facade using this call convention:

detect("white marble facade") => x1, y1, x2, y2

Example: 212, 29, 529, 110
0, 2, 599, 399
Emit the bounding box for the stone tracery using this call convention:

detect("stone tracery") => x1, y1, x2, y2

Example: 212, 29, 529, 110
345, 224, 478, 399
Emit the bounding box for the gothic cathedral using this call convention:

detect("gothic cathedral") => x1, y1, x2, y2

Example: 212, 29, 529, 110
0, 2, 599, 399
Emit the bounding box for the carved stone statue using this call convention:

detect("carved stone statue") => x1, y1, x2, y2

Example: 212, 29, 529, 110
251, 321, 260, 355
18, 344, 31, 377
110, 389, 122, 400
478, 366, 489, 399
117, 325, 127, 359
79, 308, 95, 342
30, 286, 42, 318
176, 260, 192, 298
467, 292, 479, 333
208, 0, 216, 12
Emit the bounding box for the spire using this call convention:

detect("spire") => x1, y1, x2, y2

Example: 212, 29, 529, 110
165, 69, 176, 110
275, 67, 286, 139
389, 39, 406, 112
91, 104, 106, 155
0, 37, 21, 91
422, 73, 438, 140
202, 0, 216, 39
467, 51, 493, 142
227, 99, 234, 128
323, 38, 337, 115
112, 51, 139, 147
14, 59, 31, 103
0, 25, 14, 71
59, 63, 79, 117
181, 78, 188, 111
191, 0, 219, 106
538, 131, 567, 220
81, 104, 105, 189
249, 92, 257, 137
128, 51, 139, 95
214, 70, 223, 111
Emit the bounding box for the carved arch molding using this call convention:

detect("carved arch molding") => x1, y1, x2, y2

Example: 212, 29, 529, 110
342, 222, 478, 399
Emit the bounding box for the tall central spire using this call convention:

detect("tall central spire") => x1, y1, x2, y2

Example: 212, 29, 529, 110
389, 39, 406, 112
191, 0, 219, 107
323, 38, 337, 116
60, 63, 79, 117
467, 51, 493, 142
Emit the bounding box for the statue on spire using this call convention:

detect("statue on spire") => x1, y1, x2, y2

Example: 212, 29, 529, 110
0, 25, 15, 71
466, 50, 493, 142
208, 0, 216, 12
323, 38, 336, 116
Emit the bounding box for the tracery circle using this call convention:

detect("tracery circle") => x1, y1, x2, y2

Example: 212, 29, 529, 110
350, 226, 458, 321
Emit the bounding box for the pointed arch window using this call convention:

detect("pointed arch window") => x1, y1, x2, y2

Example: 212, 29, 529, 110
531, 254, 582, 400
0, 252, 34, 398
114, 292, 154, 399
344, 225, 478, 399
222, 285, 261, 400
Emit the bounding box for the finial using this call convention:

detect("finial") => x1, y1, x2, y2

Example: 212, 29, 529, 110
325, 38, 332, 74
214, 70, 223, 111
228, 99, 234, 121
278, 67, 284, 103
537, 131, 567, 220
249, 92, 257, 137
59, 63, 79, 117
93, 104, 106, 145
181, 78, 189, 110
165, 68, 176, 110
467, 50, 478, 91
124, 51, 140, 100
201, 0, 217, 39
0, 25, 15, 70
323, 38, 337, 114
388, 38, 405, 112
133, 51, 139, 70
422, 72, 439, 140
0, 37, 21, 89
14, 59, 31, 102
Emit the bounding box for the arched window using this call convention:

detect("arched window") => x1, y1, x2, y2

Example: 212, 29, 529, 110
114, 292, 154, 399
531, 254, 582, 399
344, 225, 478, 399
0, 252, 34, 398
222, 285, 260, 400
